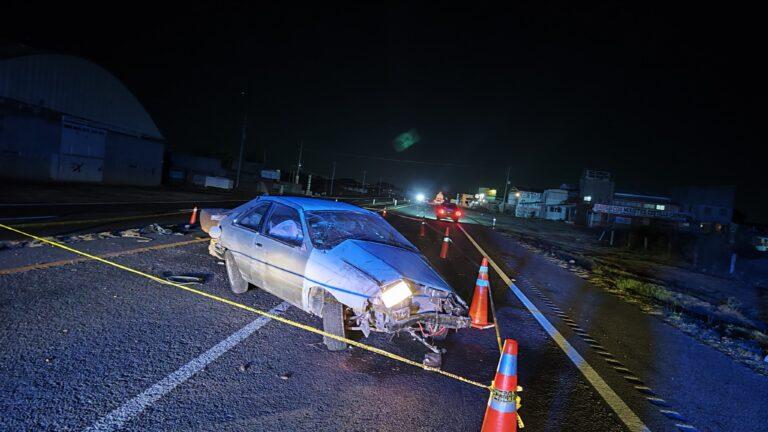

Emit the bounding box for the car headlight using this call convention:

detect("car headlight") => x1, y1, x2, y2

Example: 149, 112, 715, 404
380, 280, 412, 308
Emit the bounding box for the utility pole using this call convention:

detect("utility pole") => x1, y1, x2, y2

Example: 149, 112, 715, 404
502, 166, 511, 204
329, 162, 336, 196
294, 141, 303, 185
235, 90, 248, 188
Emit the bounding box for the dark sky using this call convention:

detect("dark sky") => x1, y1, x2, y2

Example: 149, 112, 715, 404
4, 3, 766, 221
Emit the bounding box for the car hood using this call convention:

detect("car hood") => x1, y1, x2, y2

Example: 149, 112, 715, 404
331, 240, 454, 293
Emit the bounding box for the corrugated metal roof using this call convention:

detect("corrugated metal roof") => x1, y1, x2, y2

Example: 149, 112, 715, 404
0, 53, 163, 140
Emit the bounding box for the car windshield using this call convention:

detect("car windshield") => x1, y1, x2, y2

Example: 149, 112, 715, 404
305, 210, 416, 251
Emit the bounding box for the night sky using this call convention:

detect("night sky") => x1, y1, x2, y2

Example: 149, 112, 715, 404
4, 3, 765, 221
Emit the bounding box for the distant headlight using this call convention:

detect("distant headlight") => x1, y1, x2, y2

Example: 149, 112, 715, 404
380, 280, 412, 308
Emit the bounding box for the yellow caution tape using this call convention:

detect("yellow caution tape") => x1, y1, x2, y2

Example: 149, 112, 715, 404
0, 222, 491, 391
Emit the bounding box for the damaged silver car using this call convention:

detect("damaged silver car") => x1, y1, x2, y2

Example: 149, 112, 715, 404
202, 196, 470, 362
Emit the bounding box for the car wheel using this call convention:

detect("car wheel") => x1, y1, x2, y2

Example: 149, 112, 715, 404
225, 251, 249, 294
322, 295, 348, 351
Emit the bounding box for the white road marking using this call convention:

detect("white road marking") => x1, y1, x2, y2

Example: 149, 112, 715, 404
84, 302, 291, 432
457, 225, 651, 432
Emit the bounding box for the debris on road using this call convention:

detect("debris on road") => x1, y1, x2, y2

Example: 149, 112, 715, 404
163, 274, 207, 285
279, 372, 293, 380
423, 352, 442, 368
141, 223, 173, 235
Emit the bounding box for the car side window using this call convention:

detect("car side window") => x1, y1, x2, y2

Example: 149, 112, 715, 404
265, 204, 304, 247
237, 203, 270, 231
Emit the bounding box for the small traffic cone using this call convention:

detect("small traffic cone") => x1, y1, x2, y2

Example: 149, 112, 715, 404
439, 227, 450, 259
481, 339, 520, 432
480, 339, 522, 432
188, 207, 199, 226
419, 219, 426, 237
469, 257, 495, 329
382, 207, 387, 217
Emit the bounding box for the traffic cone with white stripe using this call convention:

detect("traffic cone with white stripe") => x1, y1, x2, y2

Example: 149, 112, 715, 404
419, 218, 426, 237
469, 257, 494, 329
439, 227, 450, 259
189, 207, 199, 226
482, 339, 521, 432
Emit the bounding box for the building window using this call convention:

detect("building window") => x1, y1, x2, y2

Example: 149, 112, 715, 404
583, 195, 592, 202
656, 204, 665, 211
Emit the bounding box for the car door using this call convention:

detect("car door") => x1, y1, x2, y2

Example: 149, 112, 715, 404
230, 202, 271, 288
260, 203, 309, 308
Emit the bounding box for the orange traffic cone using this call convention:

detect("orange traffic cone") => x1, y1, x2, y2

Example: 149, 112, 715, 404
469, 257, 495, 329
439, 227, 450, 259
382, 207, 387, 217
419, 219, 426, 237
481, 339, 520, 432
188, 207, 199, 226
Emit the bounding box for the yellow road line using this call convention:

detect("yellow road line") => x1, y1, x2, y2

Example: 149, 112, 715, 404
0, 238, 208, 275
0, 222, 490, 391
457, 224, 651, 432
9, 211, 189, 229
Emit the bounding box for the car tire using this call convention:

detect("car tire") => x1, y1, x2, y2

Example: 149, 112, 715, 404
225, 251, 249, 294
322, 295, 348, 351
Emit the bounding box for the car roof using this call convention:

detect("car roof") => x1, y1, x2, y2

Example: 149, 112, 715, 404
260, 196, 367, 212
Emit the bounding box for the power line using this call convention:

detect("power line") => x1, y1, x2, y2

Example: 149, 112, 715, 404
303, 148, 473, 168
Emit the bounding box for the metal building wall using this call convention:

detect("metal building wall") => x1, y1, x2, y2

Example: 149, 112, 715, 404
0, 110, 60, 180
0, 53, 165, 186
0, 54, 163, 140
103, 133, 163, 186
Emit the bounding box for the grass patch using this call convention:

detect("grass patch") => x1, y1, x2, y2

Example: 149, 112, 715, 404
615, 278, 674, 303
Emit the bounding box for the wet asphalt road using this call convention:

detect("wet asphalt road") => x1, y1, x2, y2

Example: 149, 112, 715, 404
398, 203, 768, 432
1, 202, 766, 431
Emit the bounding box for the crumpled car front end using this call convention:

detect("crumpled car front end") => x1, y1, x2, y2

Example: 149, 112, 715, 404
354, 279, 470, 339
305, 239, 471, 354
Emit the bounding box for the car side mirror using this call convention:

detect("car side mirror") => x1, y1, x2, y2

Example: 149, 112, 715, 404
210, 225, 222, 239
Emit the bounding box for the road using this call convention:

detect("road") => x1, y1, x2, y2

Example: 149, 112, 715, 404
1, 201, 766, 431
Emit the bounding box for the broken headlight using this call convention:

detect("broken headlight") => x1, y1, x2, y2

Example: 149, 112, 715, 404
380, 280, 412, 308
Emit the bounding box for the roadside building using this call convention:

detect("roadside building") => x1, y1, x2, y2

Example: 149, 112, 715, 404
541, 188, 575, 221
672, 186, 735, 233
514, 189, 543, 218
588, 192, 685, 230
579, 169, 614, 204
0, 47, 164, 186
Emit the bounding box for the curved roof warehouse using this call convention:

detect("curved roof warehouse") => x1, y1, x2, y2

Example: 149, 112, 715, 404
0, 49, 165, 185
